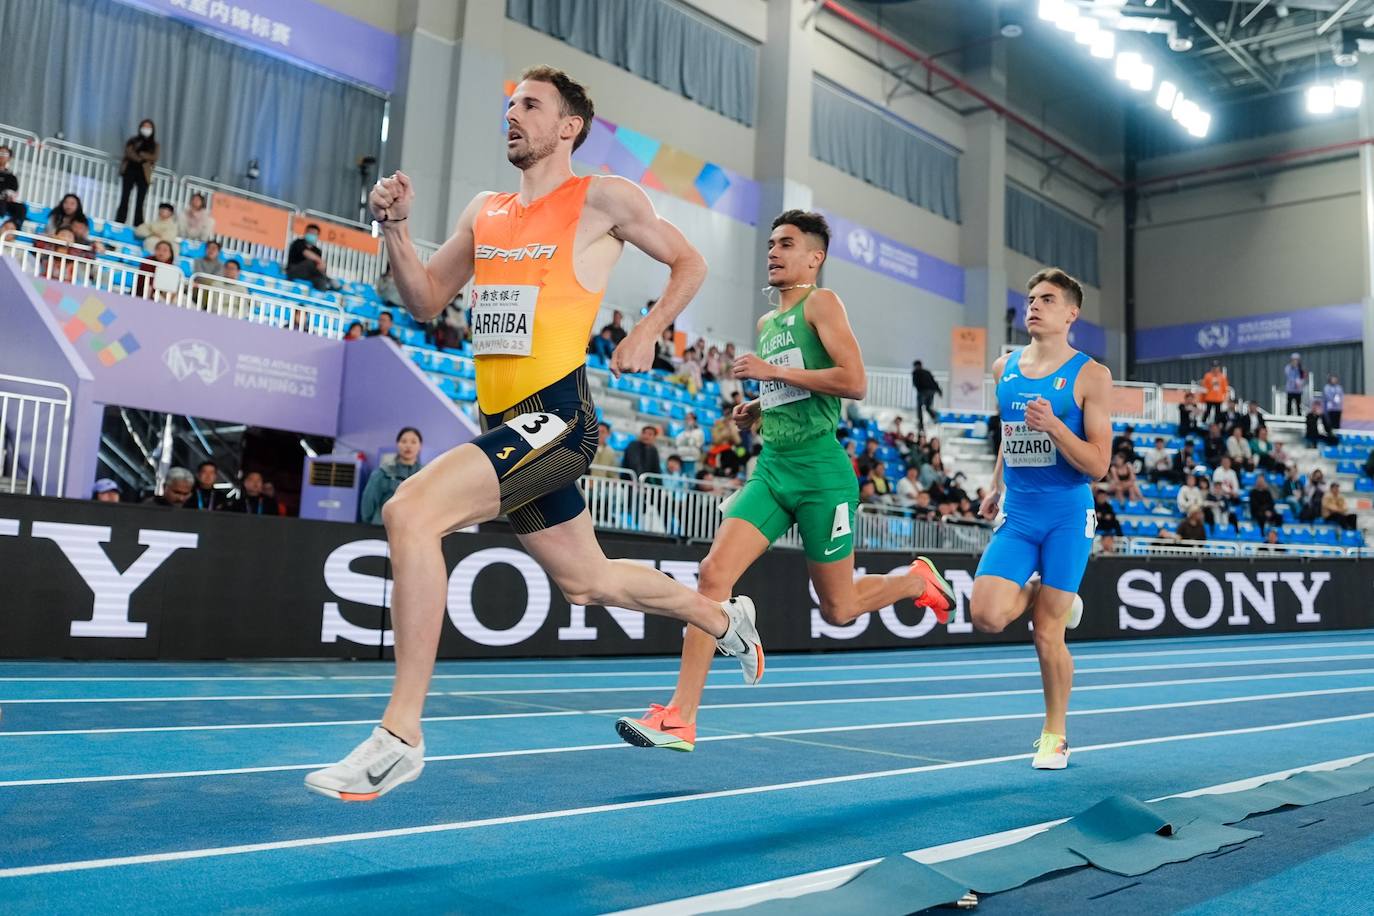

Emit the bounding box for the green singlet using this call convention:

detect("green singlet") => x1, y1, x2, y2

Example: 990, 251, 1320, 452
723, 289, 859, 563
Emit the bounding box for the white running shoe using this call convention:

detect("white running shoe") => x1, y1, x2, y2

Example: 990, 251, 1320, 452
305, 726, 425, 801
1068, 593, 1084, 630
715, 596, 765, 685
1032, 731, 1070, 770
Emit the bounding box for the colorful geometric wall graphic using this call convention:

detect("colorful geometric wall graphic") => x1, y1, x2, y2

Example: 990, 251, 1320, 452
502, 84, 761, 225
33, 278, 141, 367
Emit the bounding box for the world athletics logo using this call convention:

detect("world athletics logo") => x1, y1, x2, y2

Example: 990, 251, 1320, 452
846, 226, 876, 265
164, 339, 229, 385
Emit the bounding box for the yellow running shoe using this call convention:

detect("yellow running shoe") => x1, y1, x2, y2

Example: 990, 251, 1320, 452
1032, 731, 1070, 770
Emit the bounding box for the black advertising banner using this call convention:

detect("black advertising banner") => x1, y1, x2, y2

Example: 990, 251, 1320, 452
1, 494, 1370, 660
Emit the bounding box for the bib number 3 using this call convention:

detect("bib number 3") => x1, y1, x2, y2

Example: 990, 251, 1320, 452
505, 412, 568, 450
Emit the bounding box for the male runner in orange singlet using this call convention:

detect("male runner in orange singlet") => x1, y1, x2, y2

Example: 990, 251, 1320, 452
306, 66, 763, 801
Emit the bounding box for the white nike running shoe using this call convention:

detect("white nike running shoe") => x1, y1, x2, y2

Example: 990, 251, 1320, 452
305, 726, 425, 801
715, 596, 765, 685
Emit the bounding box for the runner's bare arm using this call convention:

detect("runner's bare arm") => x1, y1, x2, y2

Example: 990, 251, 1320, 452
731, 290, 865, 399
371, 172, 490, 322
1026, 361, 1113, 479
980, 354, 1010, 519
593, 176, 707, 375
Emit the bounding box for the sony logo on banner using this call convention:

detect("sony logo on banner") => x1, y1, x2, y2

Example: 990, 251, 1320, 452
321, 540, 702, 647
1116, 568, 1329, 631
810, 566, 977, 641
0, 519, 198, 637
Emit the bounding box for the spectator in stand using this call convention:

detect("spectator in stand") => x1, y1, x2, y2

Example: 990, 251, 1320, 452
664, 455, 689, 485
674, 411, 704, 478
1283, 353, 1308, 415
1211, 454, 1240, 506
1176, 507, 1208, 541
1278, 464, 1305, 517
259, 479, 288, 516
595, 309, 626, 347
1305, 402, 1338, 446
843, 440, 859, 475
918, 453, 946, 493
1239, 402, 1266, 439
135, 202, 179, 255
856, 438, 881, 477
1172, 442, 1199, 482
46, 194, 88, 237
673, 346, 702, 395
622, 425, 662, 479
1143, 436, 1172, 483
1178, 391, 1201, 437
40, 228, 80, 282
360, 427, 424, 526
92, 478, 121, 503
1094, 490, 1123, 537
1226, 426, 1255, 471
1203, 422, 1226, 467
1219, 391, 1245, 437
910, 359, 942, 431
1270, 437, 1292, 472
178, 192, 215, 241
367, 310, 399, 342
1177, 473, 1204, 516
591, 422, 619, 473
1323, 481, 1358, 530
286, 223, 341, 291
868, 462, 895, 503
1111, 424, 1136, 462
115, 119, 159, 225
718, 370, 742, 411
225, 470, 280, 516
703, 345, 723, 383
652, 325, 676, 372
136, 240, 176, 299
896, 465, 922, 507
144, 467, 194, 508
1108, 452, 1143, 502
1300, 468, 1327, 522
1264, 528, 1282, 546
0, 175, 19, 218
1249, 474, 1281, 534
193, 239, 224, 276
0, 217, 17, 239
1251, 426, 1276, 472
854, 479, 879, 506
344, 321, 364, 341
376, 264, 402, 308
189, 461, 222, 511
1094, 533, 1119, 555
987, 413, 1002, 457
1364, 448, 1374, 480
1201, 359, 1229, 425
954, 496, 980, 523
1323, 373, 1345, 434
590, 326, 616, 361
0, 144, 19, 210
911, 489, 937, 521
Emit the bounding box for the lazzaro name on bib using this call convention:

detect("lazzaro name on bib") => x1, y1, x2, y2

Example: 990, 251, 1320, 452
1002, 422, 1057, 467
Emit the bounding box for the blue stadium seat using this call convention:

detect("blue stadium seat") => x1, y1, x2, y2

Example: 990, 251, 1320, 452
609, 431, 634, 451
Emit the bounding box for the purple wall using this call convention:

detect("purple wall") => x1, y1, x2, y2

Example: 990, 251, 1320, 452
336, 338, 479, 468
0, 260, 103, 498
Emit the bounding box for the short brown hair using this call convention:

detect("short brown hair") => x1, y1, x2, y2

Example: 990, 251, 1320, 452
1027, 268, 1083, 308
520, 65, 594, 151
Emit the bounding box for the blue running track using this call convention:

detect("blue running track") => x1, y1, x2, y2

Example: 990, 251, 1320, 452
2, 630, 1373, 914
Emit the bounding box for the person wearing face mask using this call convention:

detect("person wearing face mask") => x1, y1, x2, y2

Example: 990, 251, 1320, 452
286, 222, 341, 291
116, 119, 159, 226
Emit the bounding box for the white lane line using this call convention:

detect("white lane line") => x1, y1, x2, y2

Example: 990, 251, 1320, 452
617, 751, 1374, 915
5, 639, 1374, 682
2, 711, 1372, 880
6, 652, 1373, 705
4, 685, 1371, 788
6, 667, 1372, 737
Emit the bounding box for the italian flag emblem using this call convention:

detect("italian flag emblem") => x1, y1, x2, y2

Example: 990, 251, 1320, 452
1053, 377, 1067, 390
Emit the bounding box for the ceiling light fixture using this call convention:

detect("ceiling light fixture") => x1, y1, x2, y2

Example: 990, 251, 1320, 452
1156, 81, 1179, 110
1091, 30, 1116, 58
1335, 78, 1364, 108
1306, 84, 1336, 115
1129, 62, 1156, 92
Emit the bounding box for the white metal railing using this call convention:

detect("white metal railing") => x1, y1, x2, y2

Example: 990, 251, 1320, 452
0, 373, 71, 497
1113, 379, 1159, 423
300, 208, 383, 284
580, 466, 640, 533
1, 230, 345, 339
179, 175, 294, 267
1, 231, 182, 303
183, 272, 346, 339
1117, 537, 1364, 559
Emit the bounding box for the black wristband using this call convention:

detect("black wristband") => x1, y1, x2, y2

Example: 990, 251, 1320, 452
378, 216, 408, 224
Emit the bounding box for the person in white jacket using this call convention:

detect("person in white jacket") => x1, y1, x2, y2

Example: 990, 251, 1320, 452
674, 410, 705, 478
1176, 474, 1204, 516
